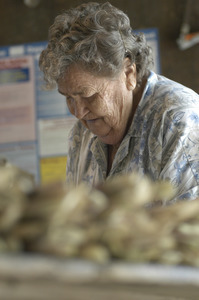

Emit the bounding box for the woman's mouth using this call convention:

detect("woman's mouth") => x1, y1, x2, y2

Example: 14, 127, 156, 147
86, 118, 99, 123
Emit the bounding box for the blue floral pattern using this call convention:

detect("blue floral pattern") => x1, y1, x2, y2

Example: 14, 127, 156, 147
66, 71, 199, 202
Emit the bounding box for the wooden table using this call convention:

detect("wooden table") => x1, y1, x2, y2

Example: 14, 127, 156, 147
0, 254, 199, 300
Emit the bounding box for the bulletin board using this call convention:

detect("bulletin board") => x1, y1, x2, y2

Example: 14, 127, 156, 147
0, 28, 160, 184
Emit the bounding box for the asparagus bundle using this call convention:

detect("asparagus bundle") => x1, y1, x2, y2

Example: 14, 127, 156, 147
1, 161, 199, 266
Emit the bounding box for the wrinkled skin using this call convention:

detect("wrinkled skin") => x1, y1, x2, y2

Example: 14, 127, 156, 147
58, 60, 137, 146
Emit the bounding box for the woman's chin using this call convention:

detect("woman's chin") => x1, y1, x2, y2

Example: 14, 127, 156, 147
86, 119, 111, 136
82, 119, 122, 145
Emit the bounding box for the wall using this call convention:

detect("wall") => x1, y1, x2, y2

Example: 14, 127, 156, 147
0, 0, 199, 93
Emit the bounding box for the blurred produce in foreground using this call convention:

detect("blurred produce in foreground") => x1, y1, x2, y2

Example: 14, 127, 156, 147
1, 160, 199, 267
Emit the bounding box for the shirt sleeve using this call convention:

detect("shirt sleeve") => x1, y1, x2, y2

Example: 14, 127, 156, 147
159, 108, 199, 202
66, 122, 81, 185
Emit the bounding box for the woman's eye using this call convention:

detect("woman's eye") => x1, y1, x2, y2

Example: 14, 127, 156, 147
66, 96, 73, 102
83, 93, 97, 102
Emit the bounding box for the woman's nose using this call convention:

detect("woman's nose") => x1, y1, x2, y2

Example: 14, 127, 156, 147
74, 98, 89, 119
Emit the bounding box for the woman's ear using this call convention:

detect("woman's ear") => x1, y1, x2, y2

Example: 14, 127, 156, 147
124, 58, 137, 91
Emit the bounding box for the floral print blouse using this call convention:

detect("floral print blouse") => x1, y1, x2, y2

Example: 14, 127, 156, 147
66, 71, 199, 203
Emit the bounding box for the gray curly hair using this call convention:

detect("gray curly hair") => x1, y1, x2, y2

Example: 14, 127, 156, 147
39, 1, 153, 89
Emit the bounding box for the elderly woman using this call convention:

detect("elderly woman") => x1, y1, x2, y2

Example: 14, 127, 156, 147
39, 2, 199, 202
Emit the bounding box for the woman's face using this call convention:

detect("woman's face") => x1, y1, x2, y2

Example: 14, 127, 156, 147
58, 63, 136, 146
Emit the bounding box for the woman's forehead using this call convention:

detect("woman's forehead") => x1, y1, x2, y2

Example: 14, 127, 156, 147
58, 74, 98, 95
58, 65, 115, 95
